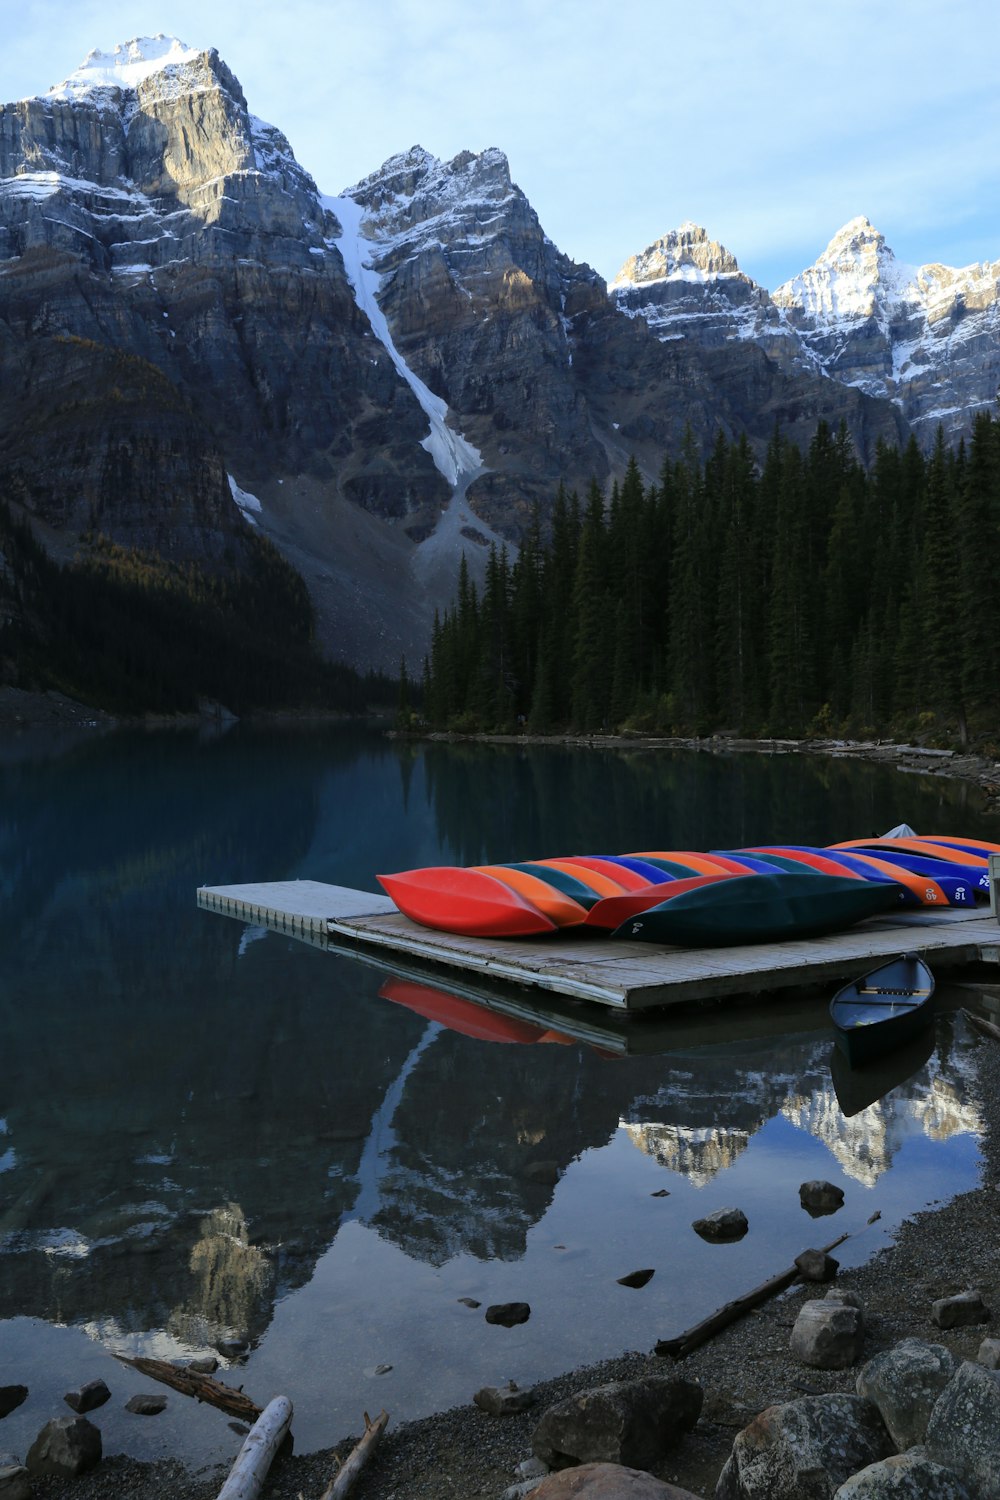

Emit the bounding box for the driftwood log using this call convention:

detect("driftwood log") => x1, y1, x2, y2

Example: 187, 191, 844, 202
963, 1008, 1000, 1044
115, 1355, 263, 1423
216, 1396, 293, 1500
320, 1409, 390, 1500
655, 1230, 853, 1359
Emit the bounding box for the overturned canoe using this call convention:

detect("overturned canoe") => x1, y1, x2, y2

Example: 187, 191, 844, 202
611, 872, 902, 947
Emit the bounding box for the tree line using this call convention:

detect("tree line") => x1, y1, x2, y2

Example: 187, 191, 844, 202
420, 414, 1000, 748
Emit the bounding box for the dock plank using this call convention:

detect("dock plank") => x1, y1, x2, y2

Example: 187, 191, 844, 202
198, 881, 1000, 1011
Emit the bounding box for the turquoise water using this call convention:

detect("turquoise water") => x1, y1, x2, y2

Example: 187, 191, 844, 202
0, 724, 995, 1468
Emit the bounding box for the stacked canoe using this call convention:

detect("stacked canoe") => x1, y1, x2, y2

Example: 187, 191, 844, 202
377, 835, 999, 946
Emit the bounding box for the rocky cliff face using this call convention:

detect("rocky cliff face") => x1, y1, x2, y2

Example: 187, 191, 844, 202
0, 39, 979, 675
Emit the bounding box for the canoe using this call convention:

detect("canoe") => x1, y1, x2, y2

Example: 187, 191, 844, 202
376, 866, 558, 937
611, 871, 902, 947
823, 846, 989, 899
830, 952, 935, 1067
583, 871, 737, 930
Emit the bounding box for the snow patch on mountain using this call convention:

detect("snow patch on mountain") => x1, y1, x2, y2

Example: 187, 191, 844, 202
327, 190, 484, 487
45, 36, 205, 101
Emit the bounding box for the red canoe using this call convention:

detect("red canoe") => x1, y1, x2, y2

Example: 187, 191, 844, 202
377, 866, 557, 937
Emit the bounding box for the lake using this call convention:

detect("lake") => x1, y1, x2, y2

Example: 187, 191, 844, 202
0, 723, 996, 1470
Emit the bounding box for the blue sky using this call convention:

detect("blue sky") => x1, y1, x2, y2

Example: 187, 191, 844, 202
3, 0, 998, 290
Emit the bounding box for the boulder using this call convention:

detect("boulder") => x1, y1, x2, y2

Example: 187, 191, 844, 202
715, 1393, 893, 1499
486, 1302, 531, 1327
0, 1391, 27, 1421
790, 1298, 864, 1369
532, 1376, 702, 1471
924, 1359, 1000, 1498
795, 1249, 839, 1283
930, 1291, 991, 1330
64, 1378, 111, 1414
187, 1357, 219, 1374
25, 1417, 102, 1478
799, 1181, 845, 1216
474, 1383, 536, 1416
0, 1463, 31, 1500
977, 1336, 1000, 1369
528, 1463, 703, 1498
832, 1452, 972, 1497
691, 1208, 748, 1242
855, 1338, 957, 1449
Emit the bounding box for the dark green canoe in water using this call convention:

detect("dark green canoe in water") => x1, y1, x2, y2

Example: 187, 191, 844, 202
830, 952, 936, 1068
611, 872, 902, 947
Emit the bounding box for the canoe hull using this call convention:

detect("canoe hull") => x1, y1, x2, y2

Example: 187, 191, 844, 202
830, 953, 936, 1067
613, 872, 901, 947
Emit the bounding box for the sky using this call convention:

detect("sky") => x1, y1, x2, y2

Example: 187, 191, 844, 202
2, 0, 998, 291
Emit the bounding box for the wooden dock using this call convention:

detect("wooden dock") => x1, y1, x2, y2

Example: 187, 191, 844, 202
197, 878, 1000, 1012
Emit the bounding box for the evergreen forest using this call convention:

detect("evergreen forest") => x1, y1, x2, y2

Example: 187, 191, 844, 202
0, 502, 394, 716
420, 414, 1000, 749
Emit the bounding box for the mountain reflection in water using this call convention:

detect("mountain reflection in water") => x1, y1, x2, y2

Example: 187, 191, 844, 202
0, 724, 994, 1466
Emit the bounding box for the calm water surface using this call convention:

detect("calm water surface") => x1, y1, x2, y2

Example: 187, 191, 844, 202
1, 724, 997, 1469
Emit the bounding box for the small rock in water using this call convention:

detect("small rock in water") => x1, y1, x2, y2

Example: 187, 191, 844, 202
692, 1207, 748, 1241
799, 1179, 845, 1215
187, 1357, 219, 1375
217, 1339, 249, 1357
64, 1379, 111, 1415
650, 1188, 670, 1198
617, 1268, 655, 1289
457, 1297, 481, 1309
486, 1302, 531, 1327
363, 1364, 393, 1378
125, 1394, 167, 1416
0, 1389, 27, 1421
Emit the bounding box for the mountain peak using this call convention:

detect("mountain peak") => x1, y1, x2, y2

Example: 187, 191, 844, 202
611, 223, 745, 290
773, 216, 915, 321
45, 36, 206, 99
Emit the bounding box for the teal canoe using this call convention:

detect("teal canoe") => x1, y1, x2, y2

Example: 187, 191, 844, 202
830, 952, 935, 1067
611, 871, 902, 947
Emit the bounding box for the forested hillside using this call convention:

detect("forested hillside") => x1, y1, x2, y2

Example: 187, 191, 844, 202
422, 414, 1000, 748
0, 502, 393, 716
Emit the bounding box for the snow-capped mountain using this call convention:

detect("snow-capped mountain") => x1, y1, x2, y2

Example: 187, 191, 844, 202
0, 38, 948, 673
615, 215, 1000, 450
772, 216, 1000, 441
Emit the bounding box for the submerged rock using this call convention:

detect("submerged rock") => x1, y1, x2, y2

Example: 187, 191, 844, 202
63, 1379, 110, 1415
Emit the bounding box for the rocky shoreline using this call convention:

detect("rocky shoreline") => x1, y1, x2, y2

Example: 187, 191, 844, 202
9, 1038, 999, 1500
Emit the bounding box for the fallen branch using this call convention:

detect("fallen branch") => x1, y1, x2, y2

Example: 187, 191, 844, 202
655, 1230, 853, 1360
114, 1355, 263, 1423
217, 1395, 293, 1500
963, 1008, 1000, 1044
319, 1409, 389, 1500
